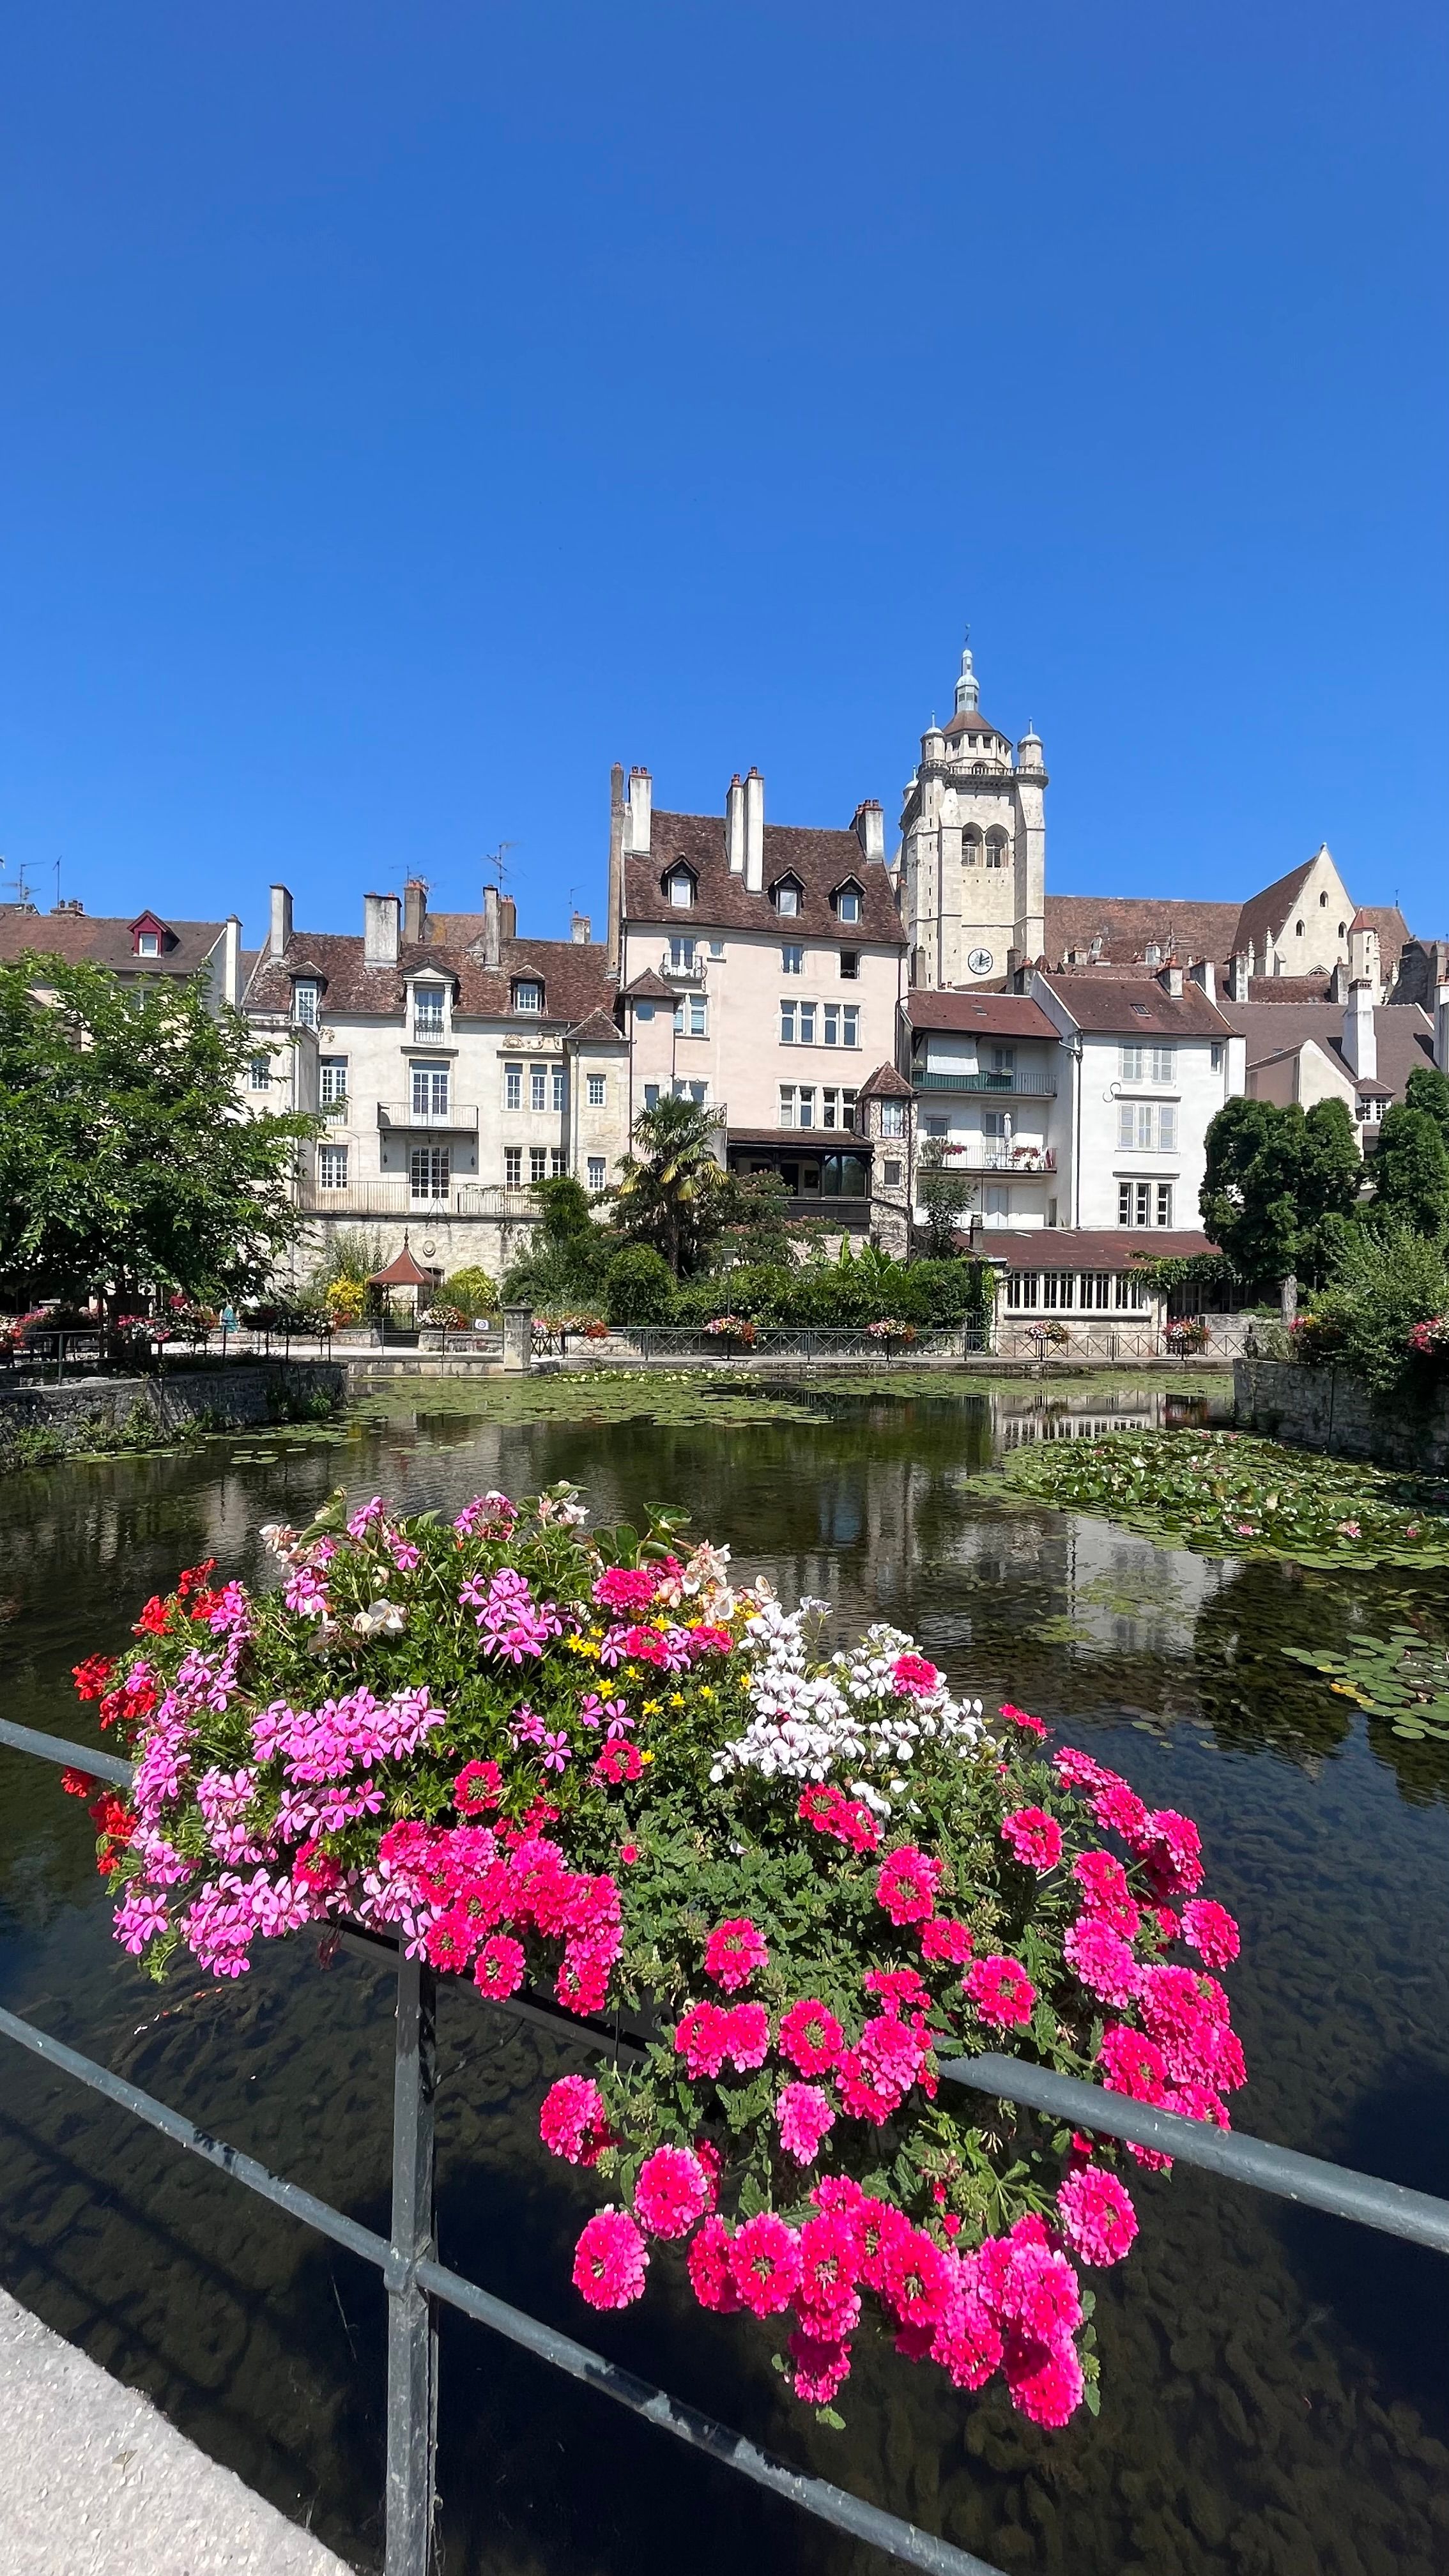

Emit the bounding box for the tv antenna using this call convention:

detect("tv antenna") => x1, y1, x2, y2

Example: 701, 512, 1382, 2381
0, 854, 37, 911
482, 841, 516, 890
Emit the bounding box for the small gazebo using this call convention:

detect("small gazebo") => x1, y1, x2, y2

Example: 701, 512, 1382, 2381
367, 1234, 439, 1321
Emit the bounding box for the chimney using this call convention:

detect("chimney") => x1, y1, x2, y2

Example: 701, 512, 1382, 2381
402, 877, 428, 944
1158, 962, 1184, 997
852, 799, 885, 864
608, 762, 625, 974
743, 767, 764, 894
1328, 959, 1348, 1003
626, 767, 652, 857
500, 895, 517, 941
571, 912, 592, 944
482, 884, 501, 967
1342, 978, 1376, 1081
364, 891, 400, 966
726, 774, 746, 875
220, 915, 242, 1007
1226, 950, 1250, 1004
1188, 956, 1216, 1004
1349, 921, 1383, 1003
268, 884, 293, 960
1436, 981, 1449, 1077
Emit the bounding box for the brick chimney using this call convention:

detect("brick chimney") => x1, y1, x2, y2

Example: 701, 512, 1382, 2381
1188, 957, 1216, 1003
1225, 950, 1250, 1004
626, 767, 652, 857
726, 774, 745, 875
1157, 962, 1184, 997
852, 800, 885, 864
571, 912, 592, 944
402, 878, 428, 944
481, 884, 501, 967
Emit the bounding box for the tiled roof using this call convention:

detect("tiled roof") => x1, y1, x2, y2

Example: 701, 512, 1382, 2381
1042, 894, 1241, 969
726, 1127, 875, 1150
566, 1006, 629, 1046
624, 811, 905, 945
1243, 975, 1334, 1001
941, 710, 1013, 744
620, 969, 676, 1000
1230, 861, 1319, 962
1218, 998, 1436, 1102
856, 1061, 914, 1100
0, 909, 226, 974
1039, 973, 1232, 1038
243, 929, 617, 1026
903, 991, 1059, 1041
964, 1228, 1217, 1268
1350, 905, 1414, 985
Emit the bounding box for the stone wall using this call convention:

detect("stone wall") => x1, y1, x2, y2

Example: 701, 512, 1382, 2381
1232, 1359, 1449, 1472
0, 1361, 343, 1441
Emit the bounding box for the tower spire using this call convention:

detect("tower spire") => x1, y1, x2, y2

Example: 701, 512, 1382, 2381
953, 629, 979, 717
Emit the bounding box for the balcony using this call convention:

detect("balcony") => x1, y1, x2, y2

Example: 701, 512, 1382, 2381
661, 949, 707, 983
411, 1016, 447, 1044
925, 1144, 1056, 1176
377, 1101, 479, 1133
786, 1194, 871, 1229
912, 1067, 1058, 1098
298, 1179, 540, 1218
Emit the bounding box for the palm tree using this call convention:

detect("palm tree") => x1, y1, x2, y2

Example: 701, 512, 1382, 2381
613, 1095, 725, 1276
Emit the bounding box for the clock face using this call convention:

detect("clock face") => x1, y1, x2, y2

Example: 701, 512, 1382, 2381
967, 947, 995, 976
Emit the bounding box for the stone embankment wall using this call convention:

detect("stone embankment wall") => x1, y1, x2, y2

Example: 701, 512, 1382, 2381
1233, 1360, 1449, 1472
0, 1361, 344, 1440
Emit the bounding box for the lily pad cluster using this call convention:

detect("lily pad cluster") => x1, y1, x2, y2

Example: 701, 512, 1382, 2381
1281, 1627, 1449, 1742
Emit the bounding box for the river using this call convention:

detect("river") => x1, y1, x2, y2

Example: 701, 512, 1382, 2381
1, 1374, 1445, 2576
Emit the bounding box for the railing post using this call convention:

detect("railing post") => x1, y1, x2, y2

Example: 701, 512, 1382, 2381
386, 1952, 437, 2576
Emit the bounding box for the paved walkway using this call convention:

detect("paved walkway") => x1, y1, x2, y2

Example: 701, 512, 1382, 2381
0, 2289, 354, 2575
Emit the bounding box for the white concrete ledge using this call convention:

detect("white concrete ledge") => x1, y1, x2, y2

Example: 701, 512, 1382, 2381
0, 2288, 355, 2575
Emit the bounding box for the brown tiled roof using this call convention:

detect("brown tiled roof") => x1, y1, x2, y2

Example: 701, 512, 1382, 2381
1230, 861, 1318, 962
941, 710, 1013, 744
1039, 973, 1232, 1038
856, 1062, 914, 1100
620, 969, 675, 1000
566, 1006, 629, 1045
1243, 974, 1333, 1001
1043, 894, 1241, 969
1350, 905, 1413, 984
726, 1127, 874, 1151
243, 930, 616, 1026
963, 1228, 1217, 1268
624, 812, 905, 945
0, 908, 226, 974
1218, 998, 1436, 1103
904, 991, 1059, 1041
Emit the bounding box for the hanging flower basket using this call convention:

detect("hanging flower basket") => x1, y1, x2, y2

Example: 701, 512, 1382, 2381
68, 1490, 1245, 2429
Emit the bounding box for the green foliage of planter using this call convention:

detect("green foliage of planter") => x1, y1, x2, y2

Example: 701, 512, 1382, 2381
998, 1429, 1449, 1567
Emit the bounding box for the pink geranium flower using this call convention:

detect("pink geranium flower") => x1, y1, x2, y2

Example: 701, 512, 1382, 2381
633, 2146, 712, 2239
1057, 2166, 1138, 2266
1000, 1701, 1049, 1737
892, 1652, 940, 1698
875, 1845, 942, 1926
1180, 1899, 1240, 1968
1003, 2330, 1085, 2426
473, 1935, 526, 1999
727, 2212, 802, 2317
964, 1953, 1036, 2030
1063, 1914, 1140, 2009
703, 1916, 769, 1992
921, 1915, 974, 1966
787, 2326, 854, 2404
778, 1997, 845, 2078
776, 2082, 836, 2165
539, 2074, 609, 2164
1000, 1806, 1064, 1873
572, 2207, 648, 2310
686, 2214, 740, 2313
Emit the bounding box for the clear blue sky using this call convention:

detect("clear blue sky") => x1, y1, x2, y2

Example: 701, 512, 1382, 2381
1, 1, 1445, 949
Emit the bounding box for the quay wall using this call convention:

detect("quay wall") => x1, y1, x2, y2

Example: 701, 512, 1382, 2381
0, 1361, 344, 1441
1232, 1360, 1449, 1472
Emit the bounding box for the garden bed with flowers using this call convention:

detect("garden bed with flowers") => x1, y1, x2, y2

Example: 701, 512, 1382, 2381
66, 1485, 1248, 2431
998, 1429, 1449, 1568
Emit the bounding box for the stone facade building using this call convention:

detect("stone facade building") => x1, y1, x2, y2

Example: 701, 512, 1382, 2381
897, 644, 1046, 992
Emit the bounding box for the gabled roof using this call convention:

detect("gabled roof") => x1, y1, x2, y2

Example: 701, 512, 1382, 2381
1039, 973, 1232, 1038
369, 1239, 437, 1287
1043, 894, 1241, 970
904, 991, 1059, 1041
0, 909, 227, 976
624, 812, 905, 945
620, 969, 676, 1001
1350, 904, 1414, 985
1218, 997, 1436, 1103
1231, 860, 1321, 962
244, 928, 616, 1025
567, 1006, 629, 1046
941, 710, 1012, 744
856, 1062, 914, 1100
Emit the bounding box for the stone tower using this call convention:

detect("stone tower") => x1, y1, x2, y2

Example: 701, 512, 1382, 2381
897, 640, 1046, 988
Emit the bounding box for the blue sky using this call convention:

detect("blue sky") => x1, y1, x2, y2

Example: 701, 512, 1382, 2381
1, 1, 1445, 948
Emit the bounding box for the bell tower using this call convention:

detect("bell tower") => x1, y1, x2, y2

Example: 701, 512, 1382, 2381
898, 636, 1047, 988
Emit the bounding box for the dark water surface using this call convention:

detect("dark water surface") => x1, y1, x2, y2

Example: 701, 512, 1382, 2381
1, 1378, 1447, 2576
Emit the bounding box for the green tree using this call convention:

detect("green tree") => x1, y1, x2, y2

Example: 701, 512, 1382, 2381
604, 1243, 677, 1324
0, 956, 317, 1315
1200, 1096, 1361, 1292
914, 1136, 977, 1258
1306, 1223, 1449, 1397
441, 1264, 500, 1318
707, 1169, 796, 1271
1404, 1064, 1449, 1149
1371, 1103, 1449, 1237
612, 1095, 727, 1276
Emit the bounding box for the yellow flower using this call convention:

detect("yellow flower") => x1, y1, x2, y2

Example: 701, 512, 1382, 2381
643, 1699, 661, 1715
640, 1749, 655, 1765
669, 1692, 684, 1708
700, 1685, 714, 1700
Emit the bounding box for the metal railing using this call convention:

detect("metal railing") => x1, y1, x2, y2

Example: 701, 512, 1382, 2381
585, 1326, 993, 1363
3, 1706, 1446, 2576
912, 1070, 1058, 1098
377, 1103, 480, 1133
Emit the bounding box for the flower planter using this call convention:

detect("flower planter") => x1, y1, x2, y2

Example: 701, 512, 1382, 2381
70, 1488, 1246, 2429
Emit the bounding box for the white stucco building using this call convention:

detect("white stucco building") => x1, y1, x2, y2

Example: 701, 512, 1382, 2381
1030, 965, 1243, 1233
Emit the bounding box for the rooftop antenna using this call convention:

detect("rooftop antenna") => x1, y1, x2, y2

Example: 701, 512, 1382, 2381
0, 855, 37, 911
482, 841, 515, 890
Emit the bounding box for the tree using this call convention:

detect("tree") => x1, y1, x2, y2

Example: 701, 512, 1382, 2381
1404, 1064, 1449, 1149
612, 1095, 728, 1276
914, 1137, 977, 1258
604, 1243, 677, 1324
1305, 1223, 1449, 1397
707, 1169, 797, 1271
0, 956, 318, 1314
1200, 1096, 1361, 1292
1371, 1103, 1449, 1238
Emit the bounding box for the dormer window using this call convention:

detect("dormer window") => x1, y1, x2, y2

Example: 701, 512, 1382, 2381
832, 882, 863, 924
771, 876, 803, 918
413, 981, 446, 1036
137, 931, 160, 957
665, 866, 696, 909
293, 980, 321, 1027
512, 979, 543, 1014
129, 912, 171, 958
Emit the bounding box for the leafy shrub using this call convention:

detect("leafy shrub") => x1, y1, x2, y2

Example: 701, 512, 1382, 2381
441, 1265, 499, 1318
324, 1277, 367, 1326
604, 1244, 677, 1324
1300, 1224, 1449, 1397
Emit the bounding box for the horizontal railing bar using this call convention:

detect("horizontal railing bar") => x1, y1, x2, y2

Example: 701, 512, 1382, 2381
0, 2002, 396, 2276
0, 1996, 1002, 2575
0, 1716, 134, 1790
414, 2253, 1004, 2576
945, 2053, 1449, 2255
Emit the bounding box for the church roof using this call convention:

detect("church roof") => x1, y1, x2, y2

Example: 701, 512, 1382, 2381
942, 709, 1012, 742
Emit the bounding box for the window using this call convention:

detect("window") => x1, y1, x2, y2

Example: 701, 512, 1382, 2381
671, 1078, 707, 1103
504, 1065, 522, 1111
1004, 1269, 1037, 1310
1295, 920, 1304, 937
666, 869, 694, 908
587, 1156, 606, 1191
821, 1086, 857, 1130
880, 1100, 906, 1138
707, 937, 725, 958
1130, 1001, 1151, 1020
411, 1061, 450, 1119
552, 1068, 567, 1113
551, 1149, 567, 1177
530, 1146, 548, 1183
1080, 1272, 1110, 1310
675, 992, 707, 1038
1210, 1043, 1223, 1071
962, 831, 981, 868
839, 950, 859, 980
410, 1146, 449, 1200
1149, 1044, 1176, 1083
137, 930, 160, 957
1114, 1269, 1149, 1310
822, 1004, 859, 1048
1119, 1101, 1177, 1150
1319, 891, 1329, 908
413, 984, 445, 1037
505, 1147, 522, 1186
1156, 1182, 1174, 1225
983, 1110, 1008, 1140
773, 883, 800, 917
985, 836, 1006, 870
991, 1045, 1015, 1076
643, 1083, 660, 1108
293, 981, 320, 1027
1041, 1271, 1075, 1311
778, 1085, 817, 1129
530, 1065, 548, 1111
985, 1186, 1010, 1220
779, 1000, 816, 1045
513, 980, 542, 1013
586, 1071, 606, 1107
822, 1151, 869, 1197
1159, 1107, 1177, 1150
1117, 1179, 1154, 1227
248, 1053, 272, 1091
884, 1158, 902, 1186
834, 887, 862, 923
781, 943, 804, 975
670, 935, 696, 969
1121, 1043, 1144, 1081
317, 1144, 348, 1190
319, 1057, 348, 1106
1338, 921, 1347, 939
634, 1000, 655, 1021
